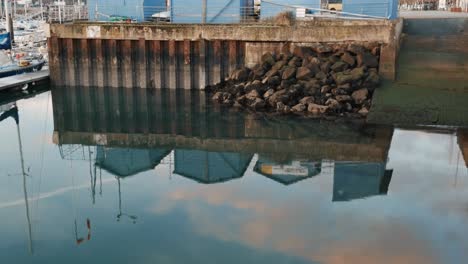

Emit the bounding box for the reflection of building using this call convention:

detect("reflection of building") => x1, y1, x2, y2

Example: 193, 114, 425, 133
254, 157, 321, 185
333, 162, 393, 202
96, 147, 171, 177
174, 149, 253, 184
459, 130, 468, 168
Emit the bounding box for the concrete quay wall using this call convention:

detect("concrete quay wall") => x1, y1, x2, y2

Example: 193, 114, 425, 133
48, 19, 402, 89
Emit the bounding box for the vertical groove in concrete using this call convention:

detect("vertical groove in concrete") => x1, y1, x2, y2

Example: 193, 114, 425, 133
80, 39, 90, 87
213, 40, 222, 84
65, 38, 76, 86
198, 39, 207, 90
96, 87, 107, 132
109, 39, 119, 88
175, 41, 184, 89
151, 40, 162, 89
122, 40, 133, 88
183, 40, 192, 90
95, 39, 105, 88
48, 37, 61, 86
51, 39, 246, 90
168, 40, 177, 89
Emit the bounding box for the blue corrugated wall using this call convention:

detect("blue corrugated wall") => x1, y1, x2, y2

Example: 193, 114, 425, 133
88, 0, 166, 22
260, 0, 321, 19
171, 0, 253, 23
342, 0, 398, 19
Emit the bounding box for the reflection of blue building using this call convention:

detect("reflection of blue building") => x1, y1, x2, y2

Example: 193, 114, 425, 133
96, 147, 171, 177
333, 162, 393, 202
254, 157, 321, 185
174, 149, 253, 184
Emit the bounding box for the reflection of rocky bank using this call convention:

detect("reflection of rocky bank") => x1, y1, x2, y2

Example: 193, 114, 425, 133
209, 44, 381, 118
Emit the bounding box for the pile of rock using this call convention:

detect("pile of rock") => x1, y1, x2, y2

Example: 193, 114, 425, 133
209, 43, 381, 118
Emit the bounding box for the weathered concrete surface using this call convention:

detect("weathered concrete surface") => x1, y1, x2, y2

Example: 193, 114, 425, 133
48, 19, 402, 89
49, 20, 399, 43
369, 18, 468, 127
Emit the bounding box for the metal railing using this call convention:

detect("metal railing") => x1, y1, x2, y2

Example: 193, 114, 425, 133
49, 1, 395, 24
48, 5, 88, 23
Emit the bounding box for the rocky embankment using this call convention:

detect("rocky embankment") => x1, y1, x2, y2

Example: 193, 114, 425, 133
208, 44, 381, 118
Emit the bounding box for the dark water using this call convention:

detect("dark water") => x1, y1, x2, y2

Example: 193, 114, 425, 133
1, 88, 468, 264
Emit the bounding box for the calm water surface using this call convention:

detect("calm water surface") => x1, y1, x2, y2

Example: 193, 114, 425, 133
1, 88, 468, 264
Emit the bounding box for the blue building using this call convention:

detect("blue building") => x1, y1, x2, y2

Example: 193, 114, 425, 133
171, 0, 254, 23
260, 0, 321, 19
88, 0, 255, 23
342, 0, 398, 20
88, 0, 167, 22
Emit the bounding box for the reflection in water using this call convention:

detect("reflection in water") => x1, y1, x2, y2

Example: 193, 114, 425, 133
1, 87, 468, 263
254, 157, 322, 185
96, 147, 171, 178
174, 150, 253, 184
333, 162, 393, 202
52, 86, 396, 194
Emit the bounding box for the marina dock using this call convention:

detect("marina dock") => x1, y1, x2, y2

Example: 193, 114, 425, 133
0, 70, 50, 92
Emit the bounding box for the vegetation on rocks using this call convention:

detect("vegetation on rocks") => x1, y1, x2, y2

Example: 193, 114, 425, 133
207, 43, 381, 119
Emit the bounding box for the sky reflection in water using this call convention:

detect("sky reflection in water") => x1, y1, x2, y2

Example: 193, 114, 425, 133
0, 89, 467, 264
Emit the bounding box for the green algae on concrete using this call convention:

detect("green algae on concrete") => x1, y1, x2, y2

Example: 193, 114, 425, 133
368, 17, 468, 127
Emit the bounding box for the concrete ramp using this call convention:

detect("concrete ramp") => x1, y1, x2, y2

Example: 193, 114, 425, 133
369, 18, 468, 127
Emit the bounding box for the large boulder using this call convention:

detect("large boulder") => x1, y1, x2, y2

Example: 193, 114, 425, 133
334, 72, 354, 85
268, 75, 281, 86
251, 98, 266, 110
352, 88, 369, 105
335, 95, 352, 103
308, 104, 329, 114
357, 52, 379, 68
230, 67, 251, 82
300, 96, 315, 105
330, 61, 347, 72
341, 52, 356, 66
325, 98, 341, 110
246, 89, 260, 100
320, 61, 332, 73
364, 70, 380, 88
311, 43, 332, 54
263, 89, 275, 99
282, 66, 297, 80
261, 52, 276, 66
358, 107, 370, 116
268, 89, 288, 106
350, 67, 366, 81
292, 103, 307, 112
296, 67, 313, 80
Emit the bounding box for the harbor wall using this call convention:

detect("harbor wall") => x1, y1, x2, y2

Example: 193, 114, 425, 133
47, 19, 402, 89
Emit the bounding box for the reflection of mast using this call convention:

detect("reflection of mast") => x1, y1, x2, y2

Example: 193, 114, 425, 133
116, 177, 137, 224
16, 112, 33, 254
